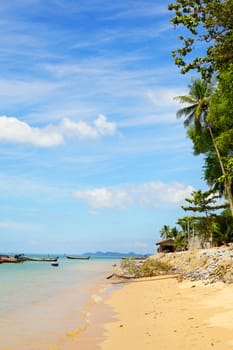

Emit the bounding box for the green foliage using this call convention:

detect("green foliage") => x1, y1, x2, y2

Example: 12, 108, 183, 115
203, 151, 224, 193
187, 126, 212, 155
160, 225, 180, 239
160, 225, 173, 239
167, 1, 233, 238
213, 209, 233, 244
217, 158, 233, 187
175, 76, 233, 215
168, 0, 233, 78
208, 67, 233, 155
174, 233, 186, 249
182, 189, 227, 213
181, 189, 228, 243
175, 78, 211, 131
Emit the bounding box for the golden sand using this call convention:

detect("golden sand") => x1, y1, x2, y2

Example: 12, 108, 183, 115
100, 276, 233, 350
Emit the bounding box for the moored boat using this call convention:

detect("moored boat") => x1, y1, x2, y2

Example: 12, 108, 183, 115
65, 255, 90, 260
0, 255, 25, 264
23, 256, 59, 262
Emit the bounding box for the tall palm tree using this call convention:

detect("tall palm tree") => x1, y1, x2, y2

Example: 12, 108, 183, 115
175, 78, 211, 132
175, 78, 233, 216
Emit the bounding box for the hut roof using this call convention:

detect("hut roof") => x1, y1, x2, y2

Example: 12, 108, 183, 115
155, 238, 175, 246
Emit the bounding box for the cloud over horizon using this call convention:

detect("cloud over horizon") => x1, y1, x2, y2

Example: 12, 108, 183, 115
73, 181, 195, 210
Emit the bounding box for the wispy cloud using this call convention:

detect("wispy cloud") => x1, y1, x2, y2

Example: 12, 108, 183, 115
146, 88, 185, 109
0, 79, 62, 106
73, 181, 194, 210
0, 220, 38, 231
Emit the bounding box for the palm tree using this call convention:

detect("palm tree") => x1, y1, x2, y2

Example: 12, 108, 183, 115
175, 78, 233, 216
159, 225, 172, 239
175, 78, 210, 132
159, 225, 180, 239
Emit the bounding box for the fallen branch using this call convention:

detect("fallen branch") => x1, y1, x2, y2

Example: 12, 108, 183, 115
106, 273, 136, 280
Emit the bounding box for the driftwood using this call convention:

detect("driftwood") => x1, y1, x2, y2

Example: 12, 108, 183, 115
106, 273, 180, 284
106, 273, 136, 280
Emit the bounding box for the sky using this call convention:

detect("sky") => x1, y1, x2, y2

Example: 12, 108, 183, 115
0, 0, 207, 254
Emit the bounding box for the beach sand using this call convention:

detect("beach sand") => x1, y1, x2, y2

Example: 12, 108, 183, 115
100, 276, 233, 350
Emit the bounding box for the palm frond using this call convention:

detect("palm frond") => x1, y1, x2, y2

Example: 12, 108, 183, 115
176, 104, 196, 119
174, 95, 196, 104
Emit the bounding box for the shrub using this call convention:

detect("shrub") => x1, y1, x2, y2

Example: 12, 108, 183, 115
120, 258, 172, 278
140, 259, 172, 277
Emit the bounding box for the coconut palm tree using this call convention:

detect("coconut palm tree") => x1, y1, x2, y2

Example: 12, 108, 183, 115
159, 225, 172, 239
175, 78, 233, 216
175, 78, 211, 132
159, 225, 180, 239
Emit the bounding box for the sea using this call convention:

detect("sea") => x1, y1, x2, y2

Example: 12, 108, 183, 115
0, 255, 120, 350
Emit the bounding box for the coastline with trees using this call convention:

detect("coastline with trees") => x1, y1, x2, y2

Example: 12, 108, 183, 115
100, 2, 233, 349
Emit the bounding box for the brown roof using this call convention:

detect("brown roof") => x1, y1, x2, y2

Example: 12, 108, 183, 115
155, 238, 175, 246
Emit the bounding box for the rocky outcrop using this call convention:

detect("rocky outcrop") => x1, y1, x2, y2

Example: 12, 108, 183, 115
151, 246, 233, 284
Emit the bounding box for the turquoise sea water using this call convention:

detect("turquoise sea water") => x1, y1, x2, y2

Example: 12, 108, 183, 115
0, 256, 118, 350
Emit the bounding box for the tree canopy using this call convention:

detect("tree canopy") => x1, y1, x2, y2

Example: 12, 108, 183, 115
158, 1, 233, 247
168, 0, 233, 79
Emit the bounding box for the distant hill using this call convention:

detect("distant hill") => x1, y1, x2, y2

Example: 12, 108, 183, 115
83, 251, 152, 258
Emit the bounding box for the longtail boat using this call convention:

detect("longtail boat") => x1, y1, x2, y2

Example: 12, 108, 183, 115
23, 256, 59, 262
65, 255, 90, 260
0, 255, 25, 264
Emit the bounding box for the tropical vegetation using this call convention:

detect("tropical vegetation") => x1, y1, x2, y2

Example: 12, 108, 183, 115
158, 0, 233, 248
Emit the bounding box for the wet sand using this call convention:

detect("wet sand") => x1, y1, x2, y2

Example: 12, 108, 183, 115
100, 276, 233, 350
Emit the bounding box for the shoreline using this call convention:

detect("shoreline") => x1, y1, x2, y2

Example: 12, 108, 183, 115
98, 275, 233, 350
60, 262, 122, 350
0, 258, 118, 350
2, 256, 232, 349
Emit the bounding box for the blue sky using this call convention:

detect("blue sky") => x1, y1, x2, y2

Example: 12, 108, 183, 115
0, 0, 206, 254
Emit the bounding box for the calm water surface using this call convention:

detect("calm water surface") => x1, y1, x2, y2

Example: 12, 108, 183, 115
0, 256, 118, 350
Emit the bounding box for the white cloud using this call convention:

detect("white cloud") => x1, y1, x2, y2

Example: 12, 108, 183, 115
93, 114, 117, 136
0, 116, 63, 147
60, 118, 98, 139
73, 187, 131, 209
135, 181, 194, 206
73, 181, 194, 210
61, 114, 117, 139
0, 114, 117, 147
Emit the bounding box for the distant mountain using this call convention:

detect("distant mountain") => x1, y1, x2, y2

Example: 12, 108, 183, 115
83, 251, 152, 258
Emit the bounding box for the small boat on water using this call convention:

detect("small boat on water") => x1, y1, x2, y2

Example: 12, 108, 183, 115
65, 255, 90, 260
0, 255, 25, 264
0, 254, 59, 264
23, 255, 59, 262
51, 262, 59, 267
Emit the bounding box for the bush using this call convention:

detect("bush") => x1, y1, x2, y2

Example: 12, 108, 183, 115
140, 259, 172, 277
120, 258, 172, 278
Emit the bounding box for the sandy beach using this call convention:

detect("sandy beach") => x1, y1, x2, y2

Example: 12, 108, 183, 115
100, 276, 233, 350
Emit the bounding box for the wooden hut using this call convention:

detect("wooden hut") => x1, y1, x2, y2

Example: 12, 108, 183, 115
156, 238, 175, 253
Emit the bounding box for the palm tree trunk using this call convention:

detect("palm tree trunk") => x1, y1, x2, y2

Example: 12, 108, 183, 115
207, 126, 233, 217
